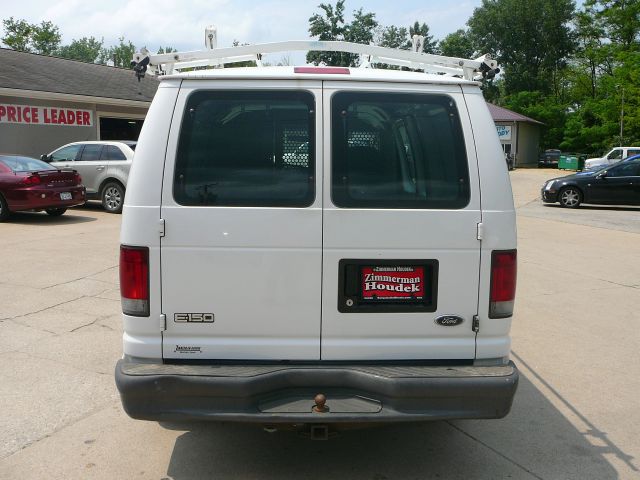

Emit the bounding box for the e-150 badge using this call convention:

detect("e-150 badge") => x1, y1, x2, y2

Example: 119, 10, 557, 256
361, 266, 424, 301
174, 313, 215, 323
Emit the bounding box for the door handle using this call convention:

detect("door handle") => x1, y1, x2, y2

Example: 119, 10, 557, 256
96, 165, 106, 171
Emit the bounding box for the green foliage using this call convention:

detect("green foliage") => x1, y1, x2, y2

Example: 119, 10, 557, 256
464, 0, 638, 153
57, 37, 104, 63
377, 21, 437, 54
1, 17, 31, 51
30, 20, 61, 55
588, 0, 640, 49
157, 46, 177, 54
438, 29, 475, 58
307, 0, 378, 66
409, 21, 437, 54
503, 91, 569, 149
467, 0, 576, 95
559, 0, 640, 152
377, 25, 410, 50
100, 37, 136, 69
1, 17, 61, 54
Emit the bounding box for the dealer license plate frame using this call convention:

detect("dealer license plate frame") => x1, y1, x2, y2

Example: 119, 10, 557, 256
337, 259, 439, 313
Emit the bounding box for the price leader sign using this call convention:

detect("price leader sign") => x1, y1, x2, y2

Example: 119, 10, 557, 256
0, 103, 93, 127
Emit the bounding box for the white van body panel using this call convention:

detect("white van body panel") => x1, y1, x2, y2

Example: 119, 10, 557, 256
116, 64, 519, 424
320, 81, 481, 360
462, 87, 516, 359
120, 72, 516, 363
120, 80, 180, 358
160, 80, 323, 360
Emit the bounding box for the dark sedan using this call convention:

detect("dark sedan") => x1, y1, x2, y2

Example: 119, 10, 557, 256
0, 155, 86, 221
542, 155, 640, 208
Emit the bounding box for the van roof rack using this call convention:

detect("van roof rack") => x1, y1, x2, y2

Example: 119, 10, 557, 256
131, 26, 499, 82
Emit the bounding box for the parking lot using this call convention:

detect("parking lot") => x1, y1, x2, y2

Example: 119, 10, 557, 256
1, 168, 638, 480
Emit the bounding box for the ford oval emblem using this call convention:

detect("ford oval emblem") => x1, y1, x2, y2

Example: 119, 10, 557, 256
435, 315, 464, 327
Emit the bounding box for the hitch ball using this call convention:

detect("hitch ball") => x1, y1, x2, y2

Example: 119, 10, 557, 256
312, 394, 328, 413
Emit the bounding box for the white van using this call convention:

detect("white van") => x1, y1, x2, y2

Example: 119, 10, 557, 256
116, 40, 518, 433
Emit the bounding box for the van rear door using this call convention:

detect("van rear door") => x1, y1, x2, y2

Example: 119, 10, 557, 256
160, 81, 323, 360
321, 83, 481, 360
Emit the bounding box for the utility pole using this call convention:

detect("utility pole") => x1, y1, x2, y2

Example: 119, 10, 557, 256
619, 86, 625, 147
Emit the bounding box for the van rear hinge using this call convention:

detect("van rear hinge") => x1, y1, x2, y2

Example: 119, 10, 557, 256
472, 315, 479, 332
159, 218, 165, 237
476, 222, 484, 241
159, 313, 166, 331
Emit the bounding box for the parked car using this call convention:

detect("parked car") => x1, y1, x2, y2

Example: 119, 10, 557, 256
42, 141, 135, 213
583, 146, 640, 171
116, 43, 518, 431
538, 149, 561, 168
0, 154, 85, 221
542, 154, 640, 208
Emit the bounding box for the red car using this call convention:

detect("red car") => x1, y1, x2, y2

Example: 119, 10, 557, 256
0, 154, 86, 221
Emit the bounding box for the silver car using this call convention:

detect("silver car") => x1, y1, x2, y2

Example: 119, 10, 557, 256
44, 141, 135, 213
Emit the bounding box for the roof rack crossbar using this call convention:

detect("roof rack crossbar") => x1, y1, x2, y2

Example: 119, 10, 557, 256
131, 39, 499, 81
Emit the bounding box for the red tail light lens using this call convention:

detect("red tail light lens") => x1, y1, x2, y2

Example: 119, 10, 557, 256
489, 250, 517, 318
22, 174, 41, 185
74, 173, 82, 185
120, 245, 149, 316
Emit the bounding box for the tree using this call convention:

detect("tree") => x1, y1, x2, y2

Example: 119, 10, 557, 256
558, 0, 640, 152
589, 0, 640, 51
157, 46, 177, 54
2, 17, 33, 51
467, 0, 576, 96
409, 21, 437, 54
1, 17, 61, 54
439, 29, 475, 58
307, 1, 378, 67
377, 25, 410, 50
30, 20, 60, 55
100, 37, 136, 68
57, 37, 104, 63
345, 8, 377, 46
377, 21, 439, 53
375, 22, 437, 69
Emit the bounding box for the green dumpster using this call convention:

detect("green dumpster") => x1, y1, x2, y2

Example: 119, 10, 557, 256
558, 154, 586, 171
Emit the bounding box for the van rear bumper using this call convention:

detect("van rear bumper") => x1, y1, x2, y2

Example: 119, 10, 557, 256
115, 360, 518, 423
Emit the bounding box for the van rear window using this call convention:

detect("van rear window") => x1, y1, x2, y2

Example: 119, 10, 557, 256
174, 90, 315, 207
331, 92, 470, 209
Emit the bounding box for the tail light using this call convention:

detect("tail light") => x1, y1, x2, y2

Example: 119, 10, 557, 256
74, 173, 82, 185
22, 174, 41, 185
489, 250, 517, 318
120, 245, 149, 316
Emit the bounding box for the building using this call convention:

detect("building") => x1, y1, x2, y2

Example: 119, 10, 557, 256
0, 48, 158, 158
488, 103, 543, 167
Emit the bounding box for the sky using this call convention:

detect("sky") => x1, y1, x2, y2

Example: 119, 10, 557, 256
1, 0, 482, 63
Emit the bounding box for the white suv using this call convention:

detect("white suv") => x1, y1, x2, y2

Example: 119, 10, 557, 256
44, 141, 135, 213
116, 43, 518, 433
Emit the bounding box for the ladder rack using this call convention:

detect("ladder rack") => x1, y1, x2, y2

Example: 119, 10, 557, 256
131, 29, 499, 82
